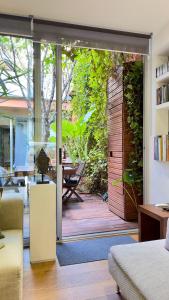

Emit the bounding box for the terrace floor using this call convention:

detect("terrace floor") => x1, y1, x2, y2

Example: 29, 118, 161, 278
3, 188, 137, 239
62, 193, 138, 237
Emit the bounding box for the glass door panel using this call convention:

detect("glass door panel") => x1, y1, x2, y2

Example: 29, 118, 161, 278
0, 36, 63, 242
0, 36, 34, 240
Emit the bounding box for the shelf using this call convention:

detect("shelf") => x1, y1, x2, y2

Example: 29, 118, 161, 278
156, 102, 169, 110
156, 72, 169, 83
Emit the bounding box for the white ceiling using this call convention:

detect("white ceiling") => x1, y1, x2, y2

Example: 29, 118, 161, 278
0, 0, 169, 35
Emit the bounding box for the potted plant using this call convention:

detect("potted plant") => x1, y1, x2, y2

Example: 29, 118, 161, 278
112, 169, 139, 211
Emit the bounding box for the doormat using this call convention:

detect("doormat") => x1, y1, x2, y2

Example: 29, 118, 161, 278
57, 235, 136, 266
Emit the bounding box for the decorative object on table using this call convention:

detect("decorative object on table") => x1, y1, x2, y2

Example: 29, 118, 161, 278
35, 148, 50, 184
155, 203, 169, 210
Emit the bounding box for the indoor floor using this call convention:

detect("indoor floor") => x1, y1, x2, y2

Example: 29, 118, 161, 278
23, 234, 138, 300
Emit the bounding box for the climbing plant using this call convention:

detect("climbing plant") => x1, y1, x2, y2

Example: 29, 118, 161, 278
71, 48, 113, 192
123, 60, 143, 196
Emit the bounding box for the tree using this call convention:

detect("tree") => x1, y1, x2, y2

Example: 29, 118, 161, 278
0, 36, 75, 141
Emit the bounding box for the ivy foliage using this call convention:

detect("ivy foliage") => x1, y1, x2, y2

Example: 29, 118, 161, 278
71, 48, 113, 192
123, 61, 143, 196
50, 110, 94, 162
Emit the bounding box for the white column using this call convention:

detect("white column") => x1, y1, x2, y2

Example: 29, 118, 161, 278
30, 182, 56, 263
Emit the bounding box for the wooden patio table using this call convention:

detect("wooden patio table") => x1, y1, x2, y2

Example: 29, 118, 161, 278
62, 166, 77, 176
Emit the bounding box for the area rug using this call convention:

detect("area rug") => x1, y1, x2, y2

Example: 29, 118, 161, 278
56, 235, 136, 266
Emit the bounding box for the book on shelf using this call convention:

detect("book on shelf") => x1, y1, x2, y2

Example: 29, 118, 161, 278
154, 135, 169, 161
156, 61, 169, 78
156, 84, 169, 105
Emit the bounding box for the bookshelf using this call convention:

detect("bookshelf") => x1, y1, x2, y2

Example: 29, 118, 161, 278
155, 59, 169, 161
156, 71, 169, 83
148, 23, 169, 204
156, 102, 169, 110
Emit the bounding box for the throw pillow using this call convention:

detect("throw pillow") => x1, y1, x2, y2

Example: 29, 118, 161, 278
0, 242, 5, 249
165, 218, 169, 250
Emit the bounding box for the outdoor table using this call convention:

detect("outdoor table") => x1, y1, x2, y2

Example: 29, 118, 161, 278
14, 166, 34, 177
62, 166, 77, 176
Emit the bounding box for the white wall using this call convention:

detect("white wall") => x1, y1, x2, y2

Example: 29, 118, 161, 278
154, 22, 169, 56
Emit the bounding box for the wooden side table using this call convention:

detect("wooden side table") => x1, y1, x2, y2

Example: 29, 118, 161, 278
138, 204, 169, 242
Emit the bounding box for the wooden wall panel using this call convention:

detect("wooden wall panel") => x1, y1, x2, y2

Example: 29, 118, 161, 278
107, 71, 125, 219
107, 63, 142, 221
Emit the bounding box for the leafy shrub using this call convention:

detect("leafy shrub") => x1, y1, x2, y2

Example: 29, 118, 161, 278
84, 148, 108, 193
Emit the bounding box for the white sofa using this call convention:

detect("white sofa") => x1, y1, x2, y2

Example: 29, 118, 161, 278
0, 192, 24, 300
108, 239, 169, 300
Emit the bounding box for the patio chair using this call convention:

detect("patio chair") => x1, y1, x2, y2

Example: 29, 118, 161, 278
0, 166, 19, 192
62, 162, 85, 203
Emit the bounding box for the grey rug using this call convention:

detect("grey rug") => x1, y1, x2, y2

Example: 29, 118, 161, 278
57, 235, 136, 266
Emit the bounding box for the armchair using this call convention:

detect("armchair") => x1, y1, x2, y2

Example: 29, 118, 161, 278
0, 195, 23, 230
0, 193, 24, 300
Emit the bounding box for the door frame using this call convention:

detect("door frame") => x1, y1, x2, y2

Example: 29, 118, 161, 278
34, 42, 63, 241
56, 45, 63, 241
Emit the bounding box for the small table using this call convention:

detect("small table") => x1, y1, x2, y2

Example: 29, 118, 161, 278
138, 204, 169, 242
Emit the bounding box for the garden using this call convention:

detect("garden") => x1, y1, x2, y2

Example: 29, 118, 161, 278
0, 36, 143, 231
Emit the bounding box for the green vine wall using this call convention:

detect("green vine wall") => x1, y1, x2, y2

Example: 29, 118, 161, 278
123, 61, 143, 196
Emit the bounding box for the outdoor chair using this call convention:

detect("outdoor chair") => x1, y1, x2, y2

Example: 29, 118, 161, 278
0, 166, 19, 192
62, 162, 85, 203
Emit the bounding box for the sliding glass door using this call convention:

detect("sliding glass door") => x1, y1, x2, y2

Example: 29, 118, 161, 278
0, 15, 150, 242
33, 42, 63, 241
0, 36, 34, 240
0, 36, 63, 241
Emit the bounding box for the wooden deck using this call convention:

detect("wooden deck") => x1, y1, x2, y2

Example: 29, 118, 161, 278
23, 191, 138, 239
62, 193, 138, 237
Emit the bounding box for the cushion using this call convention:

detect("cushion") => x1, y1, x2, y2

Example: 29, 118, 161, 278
0, 242, 4, 249
165, 217, 169, 250
0, 232, 5, 239
64, 178, 78, 185
109, 239, 169, 300
0, 229, 23, 300
108, 252, 145, 300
